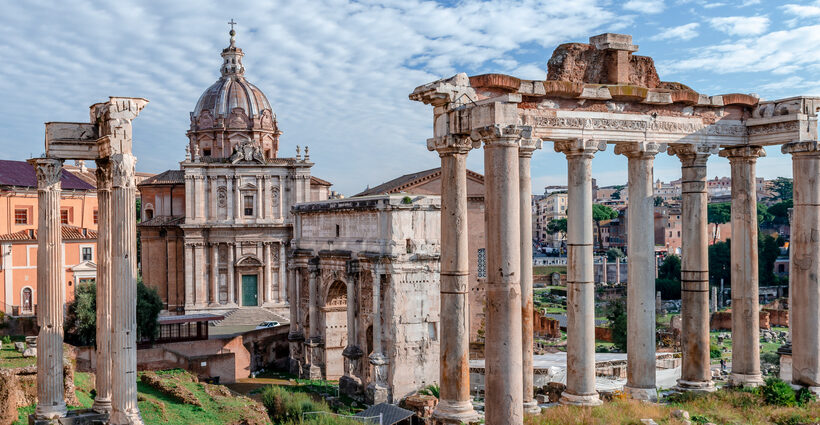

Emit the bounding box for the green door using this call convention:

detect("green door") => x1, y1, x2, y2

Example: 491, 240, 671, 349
242, 275, 258, 306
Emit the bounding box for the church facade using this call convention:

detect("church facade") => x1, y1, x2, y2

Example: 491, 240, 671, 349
138, 28, 332, 315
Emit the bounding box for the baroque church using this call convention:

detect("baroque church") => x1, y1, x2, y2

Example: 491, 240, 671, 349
138, 27, 332, 316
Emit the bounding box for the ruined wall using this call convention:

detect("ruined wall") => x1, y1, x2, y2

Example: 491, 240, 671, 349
546, 42, 662, 88
710, 310, 770, 331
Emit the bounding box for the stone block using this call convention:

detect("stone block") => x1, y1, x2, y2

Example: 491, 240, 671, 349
28, 409, 108, 425
26, 336, 37, 348
23, 348, 36, 358
14, 342, 26, 352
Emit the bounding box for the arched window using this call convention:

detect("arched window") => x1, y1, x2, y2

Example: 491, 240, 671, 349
22, 287, 33, 312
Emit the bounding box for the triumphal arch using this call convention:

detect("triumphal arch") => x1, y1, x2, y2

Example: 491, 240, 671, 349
31, 97, 147, 424
411, 33, 820, 425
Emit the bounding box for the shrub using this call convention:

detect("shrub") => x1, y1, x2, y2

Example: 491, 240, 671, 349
1, 335, 11, 345
260, 385, 331, 423
796, 386, 817, 406
709, 345, 722, 359
761, 377, 797, 407
690, 414, 711, 424
606, 300, 627, 352
419, 384, 440, 398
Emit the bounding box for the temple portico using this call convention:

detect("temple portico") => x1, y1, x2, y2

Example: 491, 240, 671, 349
412, 32, 820, 423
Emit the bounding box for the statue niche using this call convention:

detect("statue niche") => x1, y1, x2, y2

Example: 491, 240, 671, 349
230, 140, 265, 164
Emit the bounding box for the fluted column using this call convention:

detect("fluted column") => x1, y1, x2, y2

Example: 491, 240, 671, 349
263, 242, 272, 305
519, 138, 541, 414
256, 176, 263, 221
227, 243, 236, 305
234, 175, 241, 221
303, 263, 322, 379
428, 135, 479, 425
472, 124, 531, 424
367, 264, 389, 404
555, 138, 606, 406
720, 145, 766, 387
782, 141, 820, 393
93, 159, 113, 413
209, 243, 220, 306
341, 262, 363, 394
109, 153, 143, 424
616, 142, 664, 401
209, 176, 218, 220
669, 144, 715, 392
226, 176, 234, 221
29, 157, 68, 420
195, 243, 206, 307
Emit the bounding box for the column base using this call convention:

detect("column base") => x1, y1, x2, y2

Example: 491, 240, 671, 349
302, 364, 322, 380
523, 399, 542, 414
791, 384, 820, 396
366, 383, 389, 405
624, 386, 658, 402
432, 399, 479, 424
675, 379, 716, 393
559, 391, 602, 406
30, 409, 108, 425
207, 302, 221, 308
34, 402, 67, 421
92, 397, 112, 414
730, 372, 764, 388
109, 409, 144, 425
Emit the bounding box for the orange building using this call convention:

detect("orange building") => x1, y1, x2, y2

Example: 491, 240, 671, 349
0, 159, 98, 315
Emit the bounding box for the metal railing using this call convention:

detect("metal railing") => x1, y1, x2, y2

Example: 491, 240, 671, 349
302, 411, 382, 424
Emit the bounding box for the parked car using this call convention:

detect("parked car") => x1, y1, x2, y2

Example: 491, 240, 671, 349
255, 321, 280, 330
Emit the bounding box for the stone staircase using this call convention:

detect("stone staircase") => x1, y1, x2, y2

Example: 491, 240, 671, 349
210, 306, 287, 328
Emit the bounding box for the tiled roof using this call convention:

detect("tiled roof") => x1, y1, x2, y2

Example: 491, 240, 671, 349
0, 226, 98, 241
0, 159, 95, 190
356, 167, 484, 197
310, 176, 332, 186
138, 169, 185, 186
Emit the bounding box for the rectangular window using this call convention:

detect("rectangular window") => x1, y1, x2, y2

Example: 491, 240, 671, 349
61, 210, 69, 225
82, 247, 92, 262
93, 209, 99, 224
243, 195, 254, 216
14, 209, 27, 224
477, 248, 486, 278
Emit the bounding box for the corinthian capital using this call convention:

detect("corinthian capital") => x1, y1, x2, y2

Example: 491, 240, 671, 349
95, 159, 113, 191
409, 73, 476, 107
554, 139, 606, 158
613, 141, 666, 158
27, 158, 63, 190
427, 134, 473, 155
719, 145, 766, 162
471, 124, 534, 148
92, 97, 149, 155
110, 153, 137, 189
782, 141, 820, 156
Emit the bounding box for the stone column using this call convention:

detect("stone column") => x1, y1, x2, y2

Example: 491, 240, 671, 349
472, 125, 529, 424
519, 138, 541, 414
783, 141, 820, 393
304, 263, 322, 379
184, 243, 194, 308
209, 243, 219, 306
616, 256, 621, 283
602, 256, 608, 284
263, 242, 272, 304
367, 264, 389, 405
209, 176, 217, 220
109, 153, 143, 424
669, 144, 715, 392
720, 145, 766, 387
428, 135, 479, 424
195, 243, 206, 307
93, 159, 113, 413
234, 175, 241, 221
228, 243, 236, 305
554, 138, 606, 406
288, 265, 305, 376
616, 142, 664, 401
29, 157, 68, 420
341, 262, 363, 396
279, 243, 287, 302
227, 176, 234, 221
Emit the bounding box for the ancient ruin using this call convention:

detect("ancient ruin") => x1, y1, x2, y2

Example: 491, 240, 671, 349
411, 33, 819, 424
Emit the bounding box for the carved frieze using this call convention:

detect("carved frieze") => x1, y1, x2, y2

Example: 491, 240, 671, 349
748, 121, 800, 136
534, 116, 747, 137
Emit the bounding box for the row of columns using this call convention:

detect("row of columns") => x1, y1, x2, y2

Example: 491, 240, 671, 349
30, 153, 143, 423
185, 174, 284, 223
183, 241, 286, 307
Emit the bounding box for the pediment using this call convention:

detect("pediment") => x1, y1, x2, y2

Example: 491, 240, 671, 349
71, 260, 97, 272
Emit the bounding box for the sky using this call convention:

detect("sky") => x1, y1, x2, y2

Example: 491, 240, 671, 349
1, 0, 819, 195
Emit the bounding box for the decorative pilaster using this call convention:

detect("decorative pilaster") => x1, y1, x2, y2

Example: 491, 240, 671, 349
669, 144, 716, 392
720, 145, 766, 387
279, 243, 287, 302
234, 175, 241, 221
29, 157, 68, 420
554, 138, 606, 406
519, 137, 542, 414
227, 243, 236, 306
615, 141, 665, 402
471, 124, 531, 424
209, 243, 220, 306
427, 134, 479, 424
93, 159, 113, 413
782, 141, 820, 393
184, 243, 194, 308
109, 153, 143, 424
366, 264, 389, 405
263, 242, 272, 305
226, 176, 234, 221
288, 264, 305, 376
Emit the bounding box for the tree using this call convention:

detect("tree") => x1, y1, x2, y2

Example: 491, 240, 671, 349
708, 240, 731, 288
592, 204, 618, 251
656, 255, 682, 300
658, 254, 681, 282
546, 218, 567, 239
65, 278, 162, 346
771, 177, 793, 202
707, 202, 731, 245
606, 247, 625, 262
759, 234, 785, 287
654, 196, 664, 206
768, 200, 793, 226
757, 203, 773, 228
606, 300, 627, 352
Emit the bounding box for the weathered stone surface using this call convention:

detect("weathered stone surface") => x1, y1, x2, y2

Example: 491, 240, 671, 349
23, 348, 37, 358
547, 42, 660, 87
15, 341, 26, 352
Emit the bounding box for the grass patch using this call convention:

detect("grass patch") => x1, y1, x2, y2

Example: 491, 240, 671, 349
534, 266, 567, 276
0, 338, 36, 369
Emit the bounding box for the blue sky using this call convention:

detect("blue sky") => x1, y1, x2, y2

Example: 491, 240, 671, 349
0, 0, 817, 195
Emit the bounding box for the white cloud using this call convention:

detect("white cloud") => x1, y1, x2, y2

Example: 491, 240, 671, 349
709, 16, 770, 36
0, 0, 619, 195
623, 0, 665, 14
782, 3, 820, 17
653, 23, 700, 41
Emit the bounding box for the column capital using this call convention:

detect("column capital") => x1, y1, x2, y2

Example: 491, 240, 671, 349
668, 143, 717, 166
554, 138, 606, 158
110, 153, 136, 189
27, 157, 63, 190
94, 159, 113, 191
427, 134, 473, 155
470, 124, 535, 148
613, 141, 666, 158
782, 140, 820, 156
519, 137, 543, 158
719, 145, 766, 161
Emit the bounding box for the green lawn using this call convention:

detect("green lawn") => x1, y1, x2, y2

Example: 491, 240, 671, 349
0, 336, 36, 369
534, 266, 567, 276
